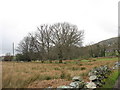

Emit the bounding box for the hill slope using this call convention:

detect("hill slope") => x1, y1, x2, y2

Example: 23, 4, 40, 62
98, 37, 118, 47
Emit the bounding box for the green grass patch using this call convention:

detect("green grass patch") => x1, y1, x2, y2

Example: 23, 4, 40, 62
100, 70, 120, 89
96, 57, 118, 61
81, 59, 90, 62
80, 57, 118, 62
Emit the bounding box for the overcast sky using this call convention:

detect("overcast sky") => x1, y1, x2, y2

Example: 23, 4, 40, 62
0, 0, 119, 56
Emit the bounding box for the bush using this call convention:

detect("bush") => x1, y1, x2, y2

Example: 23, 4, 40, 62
72, 67, 79, 71
45, 76, 52, 80
78, 63, 83, 66
54, 67, 61, 70
4, 56, 13, 61
81, 67, 86, 70
16, 54, 31, 62
63, 62, 67, 64
60, 71, 66, 79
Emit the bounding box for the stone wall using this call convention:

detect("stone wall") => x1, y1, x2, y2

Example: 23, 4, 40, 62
51, 61, 120, 89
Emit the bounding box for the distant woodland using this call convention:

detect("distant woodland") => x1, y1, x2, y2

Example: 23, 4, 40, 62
4, 22, 119, 62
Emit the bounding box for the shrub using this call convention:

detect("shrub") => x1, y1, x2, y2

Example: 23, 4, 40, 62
93, 59, 96, 61
16, 54, 31, 62
45, 76, 52, 80
81, 67, 86, 70
63, 62, 67, 64
60, 71, 66, 79
54, 67, 61, 70
4, 56, 13, 61
72, 67, 79, 71
78, 63, 83, 66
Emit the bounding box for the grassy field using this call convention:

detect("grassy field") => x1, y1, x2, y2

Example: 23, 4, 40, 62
2, 57, 118, 88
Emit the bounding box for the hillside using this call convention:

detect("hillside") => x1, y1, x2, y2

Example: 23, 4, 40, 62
81, 37, 118, 58
98, 37, 118, 47
97, 37, 118, 52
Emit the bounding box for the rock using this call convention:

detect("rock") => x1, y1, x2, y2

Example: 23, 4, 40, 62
88, 71, 95, 76
69, 81, 85, 88
112, 66, 115, 70
88, 70, 98, 76
93, 70, 98, 75
44, 87, 52, 90
57, 85, 73, 88
114, 65, 119, 69
94, 80, 102, 87
72, 76, 83, 81
57, 64, 112, 89
79, 81, 86, 88
44, 87, 53, 90
48, 86, 52, 88
86, 81, 97, 89
88, 72, 93, 76
69, 81, 80, 88
115, 62, 120, 66
113, 62, 120, 69
89, 75, 97, 81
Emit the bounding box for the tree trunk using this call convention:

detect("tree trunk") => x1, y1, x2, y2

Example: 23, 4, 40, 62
49, 60, 52, 63
59, 59, 62, 63
41, 60, 44, 63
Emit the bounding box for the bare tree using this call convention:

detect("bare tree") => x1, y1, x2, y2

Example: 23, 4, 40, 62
34, 24, 52, 62
16, 35, 31, 61
16, 22, 84, 62
50, 22, 84, 63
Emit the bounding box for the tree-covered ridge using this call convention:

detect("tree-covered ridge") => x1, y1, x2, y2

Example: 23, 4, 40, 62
15, 22, 118, 62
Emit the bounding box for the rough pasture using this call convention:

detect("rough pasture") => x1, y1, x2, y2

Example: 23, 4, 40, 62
2, 57, 118, 88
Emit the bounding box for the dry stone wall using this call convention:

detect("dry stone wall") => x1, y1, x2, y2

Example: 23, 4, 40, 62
53, 61, 120, 89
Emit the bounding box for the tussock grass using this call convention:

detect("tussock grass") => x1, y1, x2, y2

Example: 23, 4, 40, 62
81, 67, 86, 70
2, 57, 117, 88
60, 70, 71, 80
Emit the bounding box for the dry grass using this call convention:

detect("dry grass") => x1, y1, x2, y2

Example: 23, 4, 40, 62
28, 79, 71, 88
2, 57, 118, 88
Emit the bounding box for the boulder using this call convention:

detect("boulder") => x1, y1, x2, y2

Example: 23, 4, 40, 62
72, 76, 83, 81
113, 62, 120, 69
86, 81, 96, 89
89, 75, 97, 81
69, 81, 85, 88
69, 81, 80, 88
88, 70, 98, 76
94, 80, 102, 87
115, 62, 120, 66
88, 72, 94, 76
57, 85, 73, 89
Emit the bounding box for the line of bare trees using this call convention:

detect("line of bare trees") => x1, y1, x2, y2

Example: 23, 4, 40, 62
16, 22, 84, 62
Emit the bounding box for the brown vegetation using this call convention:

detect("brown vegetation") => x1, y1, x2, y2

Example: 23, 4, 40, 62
2, 57, 118, 88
